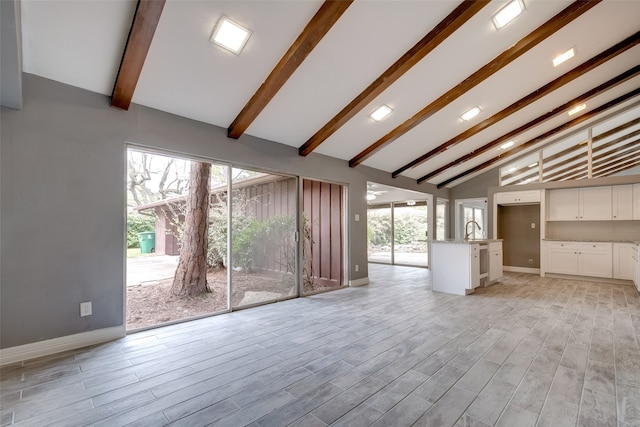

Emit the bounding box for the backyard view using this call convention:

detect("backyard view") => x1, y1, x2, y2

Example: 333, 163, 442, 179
126, 149, 342, 330
367, 201, 429, 267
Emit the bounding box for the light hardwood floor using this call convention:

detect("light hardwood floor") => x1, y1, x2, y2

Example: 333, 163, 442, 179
1, 265, 640, 426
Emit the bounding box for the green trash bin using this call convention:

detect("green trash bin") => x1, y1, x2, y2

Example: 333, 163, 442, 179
138, 231, 156, 254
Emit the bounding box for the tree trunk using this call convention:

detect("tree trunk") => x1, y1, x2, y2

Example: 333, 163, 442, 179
171, 161, 211, 297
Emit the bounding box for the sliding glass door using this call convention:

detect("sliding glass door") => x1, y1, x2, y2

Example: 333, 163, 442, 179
230, 168, 298, 308
367, 201, 429, 267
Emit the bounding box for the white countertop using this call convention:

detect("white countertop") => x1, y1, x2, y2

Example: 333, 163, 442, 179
542, 238, 640, 244
430, 239, 503, 245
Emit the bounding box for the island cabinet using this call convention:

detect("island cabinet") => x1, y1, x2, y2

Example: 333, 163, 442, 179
488, 242, 503, 281
544, 241, 612, 278
431, 240, 503, 296
548, 186, 612, 221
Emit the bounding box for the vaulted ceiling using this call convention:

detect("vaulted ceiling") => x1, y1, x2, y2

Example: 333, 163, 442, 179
14, 0, 640, 187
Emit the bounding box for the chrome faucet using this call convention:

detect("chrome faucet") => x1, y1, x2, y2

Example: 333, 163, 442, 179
464, 221, 481, 240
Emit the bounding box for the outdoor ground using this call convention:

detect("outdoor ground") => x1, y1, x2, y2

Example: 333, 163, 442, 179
126, 265, 294, 330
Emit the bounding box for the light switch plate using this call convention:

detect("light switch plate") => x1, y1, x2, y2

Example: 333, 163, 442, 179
531, 223, 536, 229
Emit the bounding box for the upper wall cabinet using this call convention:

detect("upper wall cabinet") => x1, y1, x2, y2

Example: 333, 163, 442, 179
634, 184, 640, 220
548, 186, 612, 221
612, 185, 633, 220
495, 190, 541, 205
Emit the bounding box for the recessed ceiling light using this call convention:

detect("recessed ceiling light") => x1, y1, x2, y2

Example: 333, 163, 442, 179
370, 105, 393, 121
553, 47, 575, 67
528, 162, 538, 168
210, 16, 251, 55
568, 103, 586, 116
461, 106, 481, 121
492, 0, 525, 30
500, 140, 515, 149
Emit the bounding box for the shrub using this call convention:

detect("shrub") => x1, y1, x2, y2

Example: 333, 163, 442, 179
126, 213, 156, 248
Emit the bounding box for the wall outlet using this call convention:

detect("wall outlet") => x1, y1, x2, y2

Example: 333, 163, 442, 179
528, 259, 534, 264
531, 223, 536, 229
355, 264, 359, 272
80, 301, 92, 317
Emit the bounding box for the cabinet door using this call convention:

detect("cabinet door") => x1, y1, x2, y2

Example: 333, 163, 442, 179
496, 190, 540, 205
548, 189, 579, 220
489, 250, 503, 281
580, 186, 612, 220
546, 243, 579, 275
470, 245, 480, 288
634, 184, 640, 220
578, 243, 612, 278
613, 243, 635, 280
612, 185, 633, 220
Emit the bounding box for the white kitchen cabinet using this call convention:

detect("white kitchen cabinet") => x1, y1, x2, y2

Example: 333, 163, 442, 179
613, 243, 636, 280
634, 184, 640, 220
495, 190, 541, 205
546, 242, 579, 275
471, 244, 480, 289
578, 242, 613, 278
544, 241, 612, 278
631, 244, 640, 290
488, 242, 503, 282
431, 242, 481, 295
612, 185, 633, 220
548, 186, 612, 221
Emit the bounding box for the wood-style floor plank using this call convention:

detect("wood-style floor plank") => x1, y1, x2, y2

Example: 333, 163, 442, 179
1, 265, 639, 426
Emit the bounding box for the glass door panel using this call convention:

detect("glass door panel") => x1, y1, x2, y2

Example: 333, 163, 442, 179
367, 205, 392, 264
302, 179, 345, 294
231, 169, 297, 308
393, 202, 428, 267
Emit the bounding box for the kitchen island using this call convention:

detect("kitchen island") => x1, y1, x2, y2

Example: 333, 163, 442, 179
431, 240, 503, 295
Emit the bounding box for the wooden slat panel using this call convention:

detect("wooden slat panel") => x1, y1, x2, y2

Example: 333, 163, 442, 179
349, 0, 601, 167
320, 182, 331, 280
420, 66, 640, 184
298, 0, 489, 156
330, 184, 343, 284
393, 31, 640, 177
111, 0, 165, 110
227, 0, 353, 139
435, 88, 640, 188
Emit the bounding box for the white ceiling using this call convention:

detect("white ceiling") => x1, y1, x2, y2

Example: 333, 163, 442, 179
17, 0, 640, 187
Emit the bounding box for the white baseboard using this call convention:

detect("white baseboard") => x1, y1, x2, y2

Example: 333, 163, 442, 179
0, 326, 125, 366
503, 266, 541, 274
349, 277, 369, 287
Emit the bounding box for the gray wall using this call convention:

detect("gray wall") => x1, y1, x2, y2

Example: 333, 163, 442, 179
0, 74, 448, 348
498, 205, 541, 268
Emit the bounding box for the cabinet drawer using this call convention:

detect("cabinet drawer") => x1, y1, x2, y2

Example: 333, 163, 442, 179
545, 241, 578, 250
488, 242, 502, 252
578, 242, 612, 252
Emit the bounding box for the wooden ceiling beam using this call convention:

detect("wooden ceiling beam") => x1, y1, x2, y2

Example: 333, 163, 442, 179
392, 31, 640, 177
348, 0, 600, 168
297, 0, 489, 156
434, 88, 640, 188
228, 0, 353, 139
417, 65, 640, 183
111, 0, 165, 110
